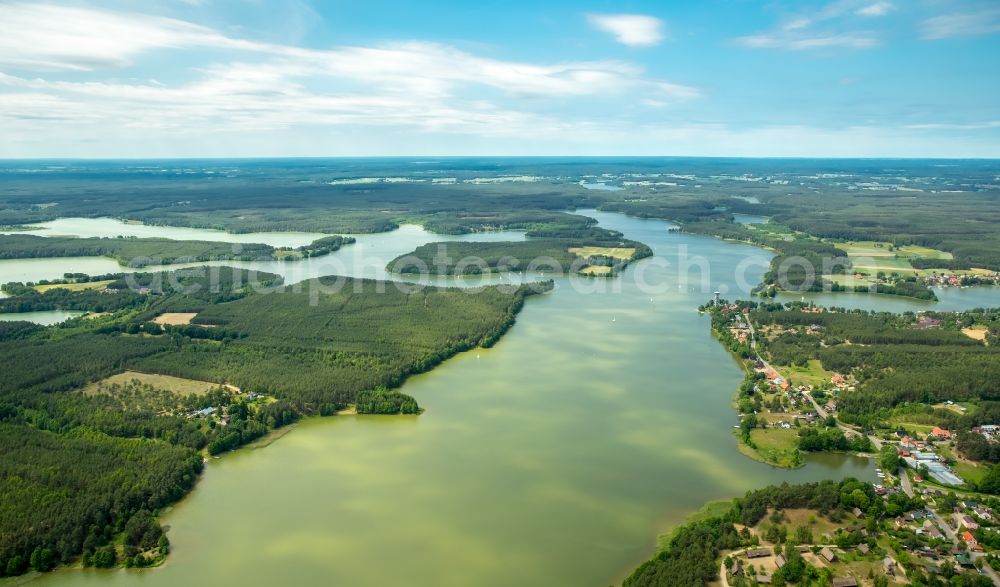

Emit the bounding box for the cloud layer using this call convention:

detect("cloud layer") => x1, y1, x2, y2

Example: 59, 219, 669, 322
0, 2, 997, 157
0, 3, 697, 148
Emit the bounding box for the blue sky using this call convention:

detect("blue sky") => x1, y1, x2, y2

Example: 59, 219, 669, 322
0, 0, 998, 158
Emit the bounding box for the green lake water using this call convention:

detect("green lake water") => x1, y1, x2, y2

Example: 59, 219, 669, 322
11, 211, 1000, 586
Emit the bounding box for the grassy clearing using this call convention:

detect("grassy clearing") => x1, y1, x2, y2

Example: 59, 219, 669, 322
954, 460, 987, 485
835, 241, 898, 257
774, 508, 842, 538
783, 359, 835, 388
34, 280, 114, 293
152, 312, 198, 325
962, 327, 989, 341
886, 419, 936, 434
897, 244, 954, 260
83, 371, 234, 396
568, 246, 636, 260
825, 273, 876, 287
748, 428, 801, 468
272, 249, 303, 260
578, 265, 613, 276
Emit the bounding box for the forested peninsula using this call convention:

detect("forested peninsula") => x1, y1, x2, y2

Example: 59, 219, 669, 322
0, 267, 549, 577
0, 233, 354, 266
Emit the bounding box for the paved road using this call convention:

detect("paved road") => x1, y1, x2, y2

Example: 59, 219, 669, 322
899, 467, 914, 497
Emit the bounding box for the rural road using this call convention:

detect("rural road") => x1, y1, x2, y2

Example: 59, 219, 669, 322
899, 467, 914, 498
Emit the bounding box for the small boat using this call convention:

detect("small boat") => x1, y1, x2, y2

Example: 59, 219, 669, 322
612, 316, 616, 322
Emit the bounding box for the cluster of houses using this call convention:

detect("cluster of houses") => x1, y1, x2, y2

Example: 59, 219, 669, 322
890, 492, 997, 576
728, 500, 993, 586
726, 545, 869, 586
186, 392, 266, 423
973, 424, 1000, 441
924, 272, 1000, 288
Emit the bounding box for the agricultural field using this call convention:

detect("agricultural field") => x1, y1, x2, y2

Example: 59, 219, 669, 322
34, 279, 114, 293
567, 246, 635, 260
152, 312, 198, 325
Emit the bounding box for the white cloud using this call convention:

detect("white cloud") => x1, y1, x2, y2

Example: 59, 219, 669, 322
920, 8, 1000, 40
735, 1, 885, 50
0, 4, 698, 152
735, 32, 878, 50
0, 3, 255, 71
905, 121, 1000, 130
855, 2, 894, 17
586, 13, 665, 47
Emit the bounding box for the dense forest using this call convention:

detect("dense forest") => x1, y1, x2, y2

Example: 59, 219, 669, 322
0, 233, 353, 267
0, 266, 547, 576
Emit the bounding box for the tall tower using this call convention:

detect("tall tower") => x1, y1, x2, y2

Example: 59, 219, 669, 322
714, 291, 721, 304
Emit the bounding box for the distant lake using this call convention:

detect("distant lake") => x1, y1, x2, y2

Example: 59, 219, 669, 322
0, 217, 332, 248
733, 213, 769, 225
0, 310, 84, 325
579, 180, 623, 191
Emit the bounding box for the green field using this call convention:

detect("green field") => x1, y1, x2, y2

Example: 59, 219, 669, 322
747, 428, 801, 468
782, 359, 835, 388
35, 279, 115, 293
833, 240, 954, 275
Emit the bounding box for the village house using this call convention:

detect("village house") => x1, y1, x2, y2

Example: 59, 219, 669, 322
775, 553, 786, 569
931, 426, 952, 440
756, 574, 772, 584
820, 547, 837, 563
962, 531, 978, 548
962, 515, 979, 530
883, 557, 897, 576
832, 577, 858, 587
746, 548, 771, 559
